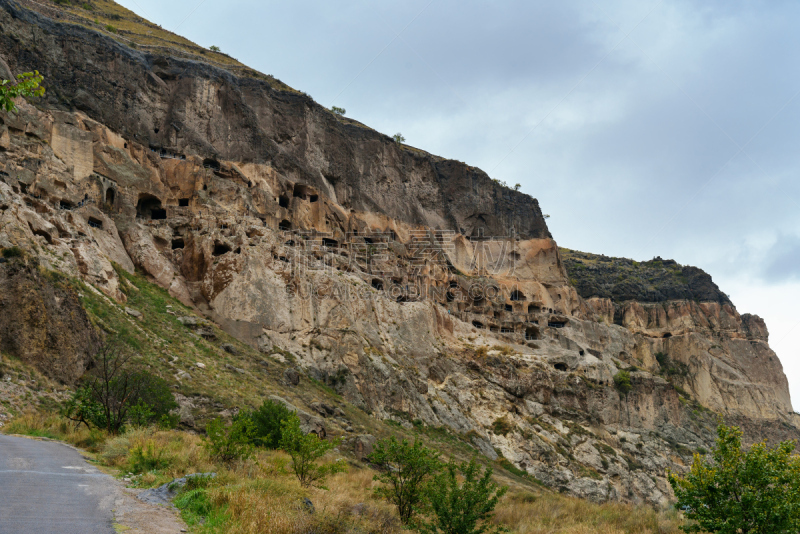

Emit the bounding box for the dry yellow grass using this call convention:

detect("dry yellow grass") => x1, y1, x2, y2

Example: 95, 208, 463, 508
4, 413, 684, 534
494, 491, 682, 534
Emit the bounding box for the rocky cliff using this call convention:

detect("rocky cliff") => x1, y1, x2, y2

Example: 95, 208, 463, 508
0, 0, 797, 507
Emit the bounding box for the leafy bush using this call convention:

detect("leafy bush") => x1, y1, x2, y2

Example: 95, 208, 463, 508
420, 459, 507, 534
669, 424, 800, 533
238, 399, 293, 449
613, 371, 633, 395
61, 340, 177, 433
105, 24, 117, 33
368, 437, 442, 524
204, 417, 254, 465
209, 45, 220, 52
127, 402, 156, 427
393, 133, 406, 144
131, 371, 179, 425
331, 106, 346, 116
280, 414, 345, 488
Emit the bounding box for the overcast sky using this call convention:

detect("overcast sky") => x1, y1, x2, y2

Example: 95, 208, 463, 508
118, 0, 800, 409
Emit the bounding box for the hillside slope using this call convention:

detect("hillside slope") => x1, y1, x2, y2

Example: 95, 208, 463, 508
0, 0, 797, 508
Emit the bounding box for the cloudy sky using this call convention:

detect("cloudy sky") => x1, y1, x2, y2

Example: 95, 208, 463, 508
119, 0, 800, 408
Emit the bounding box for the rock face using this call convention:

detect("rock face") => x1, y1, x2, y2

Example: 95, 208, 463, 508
0, 0, 549, 242
561, 249, 731, 304
0, 0, 797, 506
0, 258, 100, 384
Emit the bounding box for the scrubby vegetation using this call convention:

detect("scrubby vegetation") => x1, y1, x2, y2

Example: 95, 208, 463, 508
368, 437, 442, 524
62, 338, 178, 433
560, 248, 730, 304
669, 424, 800, 534
4, 413, 684, 533
1, 267, 685, 532
613, 371, 633, 395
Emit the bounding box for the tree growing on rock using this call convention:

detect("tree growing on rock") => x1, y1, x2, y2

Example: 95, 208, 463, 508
669, 424, 800, 534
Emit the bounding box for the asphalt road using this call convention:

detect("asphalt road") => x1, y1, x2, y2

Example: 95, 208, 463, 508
0, 434, 117, 534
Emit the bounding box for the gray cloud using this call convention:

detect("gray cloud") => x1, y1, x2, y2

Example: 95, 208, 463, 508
116, 0, 800, 408
120, 0, 800, 277
763, 234, 800, 282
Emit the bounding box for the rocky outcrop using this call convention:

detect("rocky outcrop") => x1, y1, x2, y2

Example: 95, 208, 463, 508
0, 257, 100, 384
0, 0, 549, 241
561, 249, 731, 304
0, 0, 797, 507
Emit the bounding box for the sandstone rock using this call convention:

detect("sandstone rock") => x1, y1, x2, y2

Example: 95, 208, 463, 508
0, 2, 794, 506
351, 434, 377, 460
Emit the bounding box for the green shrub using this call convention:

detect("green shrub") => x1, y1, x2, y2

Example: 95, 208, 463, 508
368, 437, 442, 524
280, 414, 345, 488
614, 371, 633, 395
491, 417, 514, 436
131, 371, 179, 425
105, 24, 117, 33
61, 341, 177, 433
204, 417, 254, 465
420, 458, 507, 534
128, 440, 170, 474
1, 246, 23, 258
393, 133, 406, 144
669, 424, 800, 534
238, 399, 293, 449
331, 106, 346, 116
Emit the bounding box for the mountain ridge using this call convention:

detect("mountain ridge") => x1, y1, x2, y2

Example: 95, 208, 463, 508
0, 0, 797, 509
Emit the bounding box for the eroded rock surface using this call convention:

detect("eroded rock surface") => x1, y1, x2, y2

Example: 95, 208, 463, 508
0, 0, 797, 506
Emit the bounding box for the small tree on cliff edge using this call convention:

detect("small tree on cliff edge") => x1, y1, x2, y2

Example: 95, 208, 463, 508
669, 424, 800, 533
0, 72, 45, 113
